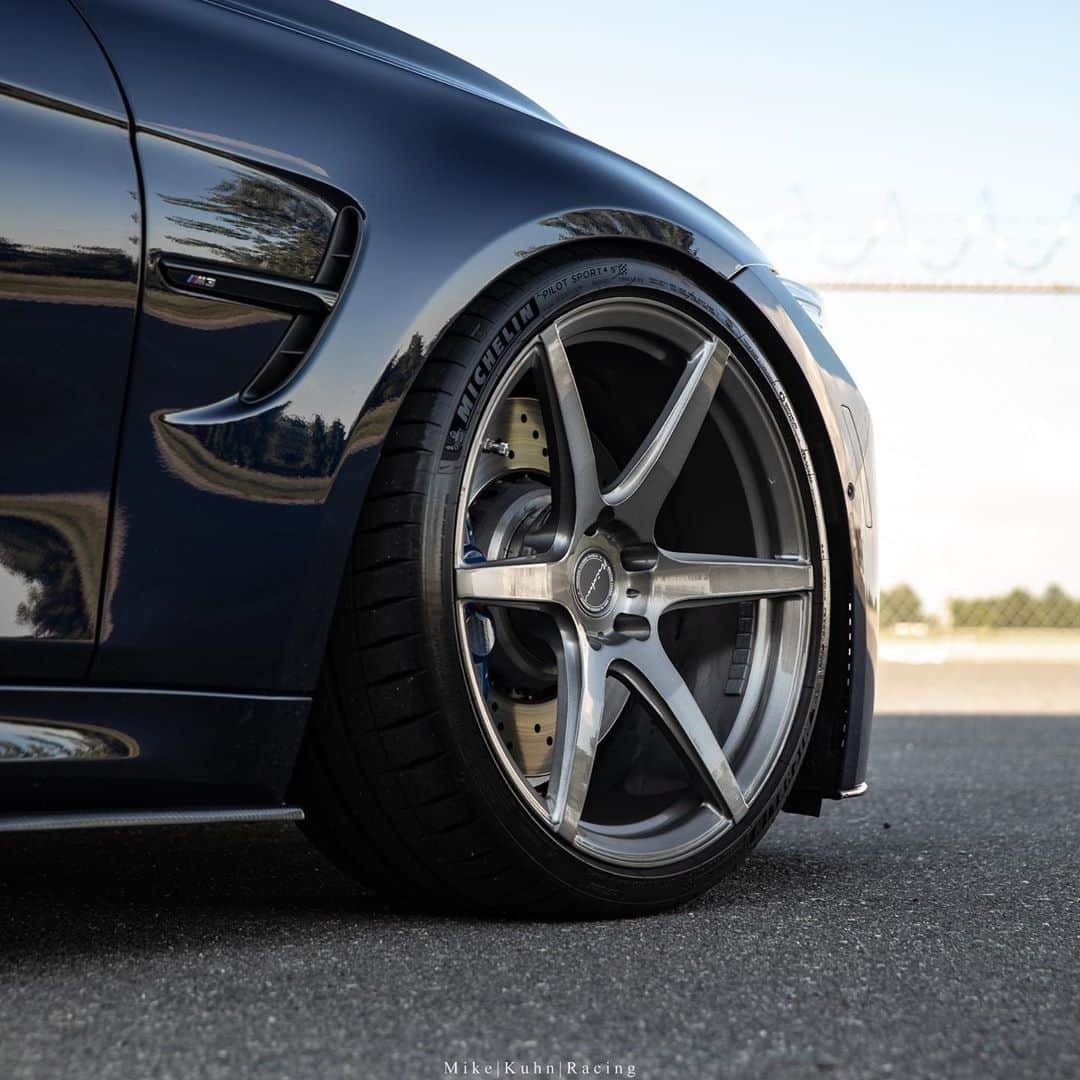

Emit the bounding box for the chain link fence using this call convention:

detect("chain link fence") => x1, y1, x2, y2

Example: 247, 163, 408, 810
881, 584, 1080, 629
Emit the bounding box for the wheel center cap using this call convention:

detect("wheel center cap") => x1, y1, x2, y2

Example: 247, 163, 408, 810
573, 550, 616, 616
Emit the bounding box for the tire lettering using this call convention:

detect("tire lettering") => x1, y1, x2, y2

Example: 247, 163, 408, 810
445, 300, 539, 457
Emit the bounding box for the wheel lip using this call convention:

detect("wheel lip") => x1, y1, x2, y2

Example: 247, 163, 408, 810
450, 291, 825, 870
454, 342, 563, 831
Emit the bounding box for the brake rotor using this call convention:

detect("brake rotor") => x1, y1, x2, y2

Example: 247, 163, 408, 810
488, 690, 557, 778
467, 396, 630, 782
469, 395, 551, 494
469, 397, 559, 779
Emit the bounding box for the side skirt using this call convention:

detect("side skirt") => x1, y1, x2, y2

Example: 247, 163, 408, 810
0, 685, 310, 814
0, 805, 303, 833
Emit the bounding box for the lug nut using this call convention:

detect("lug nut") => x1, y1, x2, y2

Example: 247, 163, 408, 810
621, 544, 659, 572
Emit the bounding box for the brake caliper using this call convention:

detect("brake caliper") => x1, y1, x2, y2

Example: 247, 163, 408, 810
462, 519, 495, 697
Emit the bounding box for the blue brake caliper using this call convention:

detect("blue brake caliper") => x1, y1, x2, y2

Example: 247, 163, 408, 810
463, 516, 495, 698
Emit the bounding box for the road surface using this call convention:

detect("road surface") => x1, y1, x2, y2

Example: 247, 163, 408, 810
1, 712, 1076, 1079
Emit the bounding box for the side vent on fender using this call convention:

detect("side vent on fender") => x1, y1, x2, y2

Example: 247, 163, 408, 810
240, 313, 324, 405
158, 205, 363, 405
242, 206, 363, 404
316, 205, 362, 290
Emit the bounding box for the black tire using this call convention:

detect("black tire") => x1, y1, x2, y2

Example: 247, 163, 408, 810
293, 247, 829, 915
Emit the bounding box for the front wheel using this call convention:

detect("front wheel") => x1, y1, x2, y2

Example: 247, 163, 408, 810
295, 250, 829, 915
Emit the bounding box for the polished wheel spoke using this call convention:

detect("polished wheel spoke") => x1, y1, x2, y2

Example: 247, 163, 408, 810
546, 624, 609, 841
615, 641, 748, 823
604, 337, 730, 535
651, 550, 814, 613
534, 325, 604, 540
455, 557, 561, 608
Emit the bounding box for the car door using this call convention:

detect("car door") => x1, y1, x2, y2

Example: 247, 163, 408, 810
0, 0, 140, 680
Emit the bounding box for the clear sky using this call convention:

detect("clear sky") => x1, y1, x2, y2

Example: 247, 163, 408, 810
339, 1, 1080, 611
342, 1, 1078, 225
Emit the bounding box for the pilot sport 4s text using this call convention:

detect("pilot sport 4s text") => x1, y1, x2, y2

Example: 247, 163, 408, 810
0, 0, 877, 914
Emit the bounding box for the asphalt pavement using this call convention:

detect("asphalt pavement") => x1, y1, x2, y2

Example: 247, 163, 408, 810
1, 711, 1077, 1080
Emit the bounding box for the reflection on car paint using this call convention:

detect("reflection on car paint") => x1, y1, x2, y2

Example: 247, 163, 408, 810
143, 134, 336, 283
0, 718, 137, 762
153, 407, 347, 501
526, 209, 698, 257
0, 493, 109, 639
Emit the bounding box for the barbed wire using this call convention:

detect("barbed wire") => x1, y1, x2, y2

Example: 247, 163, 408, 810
741, 188, 1080, 287
806, 280, 1080, 294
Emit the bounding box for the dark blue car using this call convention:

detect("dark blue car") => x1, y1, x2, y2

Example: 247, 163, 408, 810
0, 0, 876, 914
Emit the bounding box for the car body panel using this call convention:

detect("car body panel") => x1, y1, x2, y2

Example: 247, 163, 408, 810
0, 0, 140, 681
0, 685, 306, 810
198, 0, 559, 126
0, 0, 875, 814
